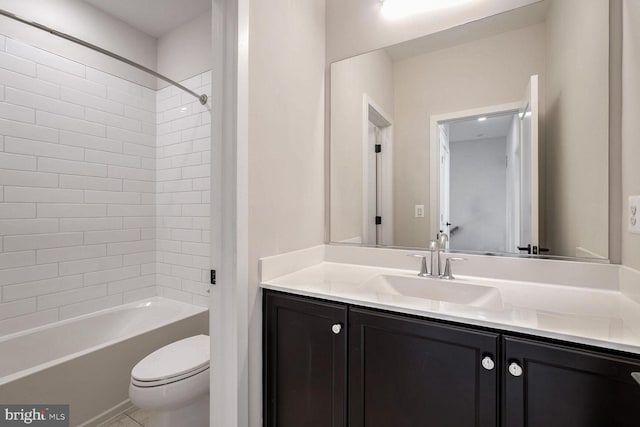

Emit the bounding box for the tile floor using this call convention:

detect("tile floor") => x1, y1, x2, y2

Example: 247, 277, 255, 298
100, 407, 150, 427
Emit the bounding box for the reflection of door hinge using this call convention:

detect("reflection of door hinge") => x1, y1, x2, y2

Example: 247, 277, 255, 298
375, 144, 382, 153
210, 270, 216, 285
375, 216, 382, 225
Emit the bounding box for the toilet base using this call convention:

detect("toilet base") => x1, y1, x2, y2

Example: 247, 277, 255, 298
148, 393, 209, 427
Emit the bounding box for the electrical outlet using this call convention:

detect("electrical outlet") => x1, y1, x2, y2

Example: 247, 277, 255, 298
630, 196, 640, 234
415, 205, 425, 218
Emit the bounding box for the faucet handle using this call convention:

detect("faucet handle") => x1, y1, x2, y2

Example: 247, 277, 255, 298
437, 233, 449, 249
407, 254, 429, 277
442, 257, 466, 280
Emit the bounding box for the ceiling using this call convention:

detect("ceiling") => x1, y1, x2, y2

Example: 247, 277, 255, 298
385, 0, 547, 61
82, 0, 211, 38
449, 113, 516, 142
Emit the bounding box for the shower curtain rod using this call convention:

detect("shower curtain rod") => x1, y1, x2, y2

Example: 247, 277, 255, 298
0, 8, 208, 105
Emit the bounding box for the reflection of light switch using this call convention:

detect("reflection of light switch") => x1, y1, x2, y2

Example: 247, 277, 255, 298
630, 196, 640, 234
415, 205, 425, 218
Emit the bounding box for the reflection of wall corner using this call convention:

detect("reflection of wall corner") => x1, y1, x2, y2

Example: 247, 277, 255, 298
341, 236, 363, 244
575, 247, 606, 260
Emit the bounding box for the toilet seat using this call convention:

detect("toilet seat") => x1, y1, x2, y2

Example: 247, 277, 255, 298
131, 364, 209, 387
131, 334, 209, 388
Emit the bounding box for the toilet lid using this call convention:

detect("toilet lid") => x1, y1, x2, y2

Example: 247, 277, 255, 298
132, 335, 210, 382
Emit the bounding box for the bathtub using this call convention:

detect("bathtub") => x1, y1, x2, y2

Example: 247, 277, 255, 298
0, 297, 208, 426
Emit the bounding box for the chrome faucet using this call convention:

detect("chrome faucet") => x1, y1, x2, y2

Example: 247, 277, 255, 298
436, 233, 448, 277
409, 240, 439, 277
441, 257, 466, 280
408, 254, 430, 277
428, 240, 437, 277
409, 235, 466, 279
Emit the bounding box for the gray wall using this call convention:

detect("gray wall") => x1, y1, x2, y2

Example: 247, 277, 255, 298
247, 0, 327, 425
157, 13, 213, 86
544, 0, 609, 259
330, 49, 394, 242
450, 137, 507, 252
622, 0, 640, 270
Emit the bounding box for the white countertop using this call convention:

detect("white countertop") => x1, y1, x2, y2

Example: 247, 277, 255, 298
261, 261, 640, 356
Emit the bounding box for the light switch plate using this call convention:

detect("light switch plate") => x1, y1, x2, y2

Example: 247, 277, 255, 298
415, 204, 425, 218
629, 196, 640, 234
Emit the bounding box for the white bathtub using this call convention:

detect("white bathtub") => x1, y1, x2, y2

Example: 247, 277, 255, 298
0, 297, 208, 426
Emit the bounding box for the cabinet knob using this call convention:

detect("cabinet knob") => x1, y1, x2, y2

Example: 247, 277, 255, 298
481, 356, 495, 371
331, 323, 342, 334
509, 362, 523, 377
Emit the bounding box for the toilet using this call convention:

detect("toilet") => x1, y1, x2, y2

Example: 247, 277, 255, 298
129, 335, 210, 427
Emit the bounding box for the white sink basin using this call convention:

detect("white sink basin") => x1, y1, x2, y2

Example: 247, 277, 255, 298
358, 274, 503, 309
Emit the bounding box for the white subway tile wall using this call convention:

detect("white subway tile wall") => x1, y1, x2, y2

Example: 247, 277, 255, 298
0, 35, 211, 335
155, 73, 211, 307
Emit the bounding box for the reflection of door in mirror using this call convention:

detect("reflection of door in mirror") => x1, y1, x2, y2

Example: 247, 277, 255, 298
442, 112, 518, 254
519, 75, 540, 254
363, 98, 393, 246
364, 123, 389, 245
365, 122, 378, 244
439, 124, 450, 242
506, 114, 522, 253
432, 76, 539, 255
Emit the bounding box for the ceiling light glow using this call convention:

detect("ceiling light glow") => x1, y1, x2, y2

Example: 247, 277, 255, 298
381, 0, 476, 20
477, 117, 487, 122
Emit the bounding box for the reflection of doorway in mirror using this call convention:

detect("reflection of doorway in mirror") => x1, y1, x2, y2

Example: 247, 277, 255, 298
365, 122, 379, 244
430, 76, 539, 255
439, 124, 451, 242
362, 95, 394, 246
448, 113, 520, 253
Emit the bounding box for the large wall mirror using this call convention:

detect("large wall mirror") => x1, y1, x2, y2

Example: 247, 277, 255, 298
330, 0, 610, 260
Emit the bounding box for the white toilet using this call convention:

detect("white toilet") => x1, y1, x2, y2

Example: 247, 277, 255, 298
129, 334, 210, 427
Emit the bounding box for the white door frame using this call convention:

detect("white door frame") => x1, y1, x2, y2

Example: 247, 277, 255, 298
429, 102, 521, 241
438, 126, 450, 238
210, 0, 249, 426
522, 75, 540, 250
362, 94, 394, 246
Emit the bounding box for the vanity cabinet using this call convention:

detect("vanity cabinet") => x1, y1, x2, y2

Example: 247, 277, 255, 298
349, 307, 499, 427
263, 290, 640, 427
503, 336, 640, 427
263, 292, 347, 427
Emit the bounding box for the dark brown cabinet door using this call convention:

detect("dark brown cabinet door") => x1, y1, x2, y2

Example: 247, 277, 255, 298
264, 291, 347, 427
349, 307, 499, 427
504, 336, 640, 427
